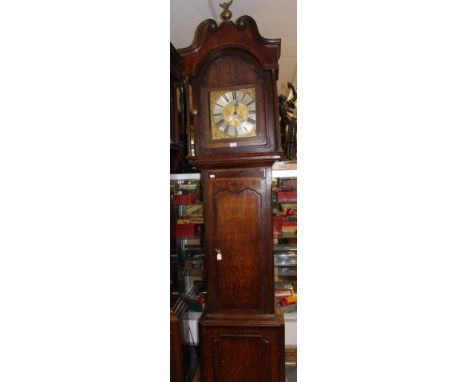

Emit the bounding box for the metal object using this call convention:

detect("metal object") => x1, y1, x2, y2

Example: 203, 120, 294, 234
219, 0, 233, 21
279, 82, 297, 160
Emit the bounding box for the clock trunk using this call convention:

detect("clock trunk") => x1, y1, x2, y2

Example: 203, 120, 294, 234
202, 167, 275, 315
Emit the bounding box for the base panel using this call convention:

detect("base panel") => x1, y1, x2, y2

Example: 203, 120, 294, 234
198, 310, 285, 382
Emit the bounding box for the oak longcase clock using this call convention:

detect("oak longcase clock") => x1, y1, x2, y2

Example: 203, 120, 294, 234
178, 3, 285, 381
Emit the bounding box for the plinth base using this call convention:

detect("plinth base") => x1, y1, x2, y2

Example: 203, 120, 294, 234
198, 308, 285, 382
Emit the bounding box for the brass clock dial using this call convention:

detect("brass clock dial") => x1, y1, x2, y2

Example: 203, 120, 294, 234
210, 88, 257, 140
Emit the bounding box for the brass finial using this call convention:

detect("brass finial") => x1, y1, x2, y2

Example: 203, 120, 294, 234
219, 0, 233, 21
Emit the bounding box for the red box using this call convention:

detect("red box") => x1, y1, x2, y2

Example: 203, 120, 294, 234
175, 223, 195, 237
277, 191, 297, 202
176, 194, 192, 205
273, 217, 282, 236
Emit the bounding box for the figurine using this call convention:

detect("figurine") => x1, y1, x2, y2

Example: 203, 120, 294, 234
279, 82, 297, 160
219, 0, 233, 21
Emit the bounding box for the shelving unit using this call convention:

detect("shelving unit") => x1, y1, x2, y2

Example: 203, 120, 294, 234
170, 177, 205, 381
272, 173, 297, 319
170, 178, 205, 307
169, 170, 296, 180
271, 164, 297, 364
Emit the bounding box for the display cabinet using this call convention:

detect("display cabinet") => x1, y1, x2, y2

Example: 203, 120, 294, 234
170, 174, 206, 307
271, 164, 297, 366
170, 174, 205, 382
272, 172, 297, 309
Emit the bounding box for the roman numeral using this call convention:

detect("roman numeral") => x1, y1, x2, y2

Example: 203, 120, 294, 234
246, 100, 255, 106
216, 119, 224, 128
237, 125, 247, 135
217, 123, 228, 132
223, 95, 229, 103
232, 91, 236, 100
248, 110, 255, 115
227, 126, 236, 136
213, 112, 223, 117
240, 92, 246, 102
247, 117, 256, 125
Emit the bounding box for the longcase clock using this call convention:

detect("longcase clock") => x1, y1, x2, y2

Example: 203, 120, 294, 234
178, 4, 285, 381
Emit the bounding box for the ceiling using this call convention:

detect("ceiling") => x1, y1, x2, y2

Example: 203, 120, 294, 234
170, 0, 297, 95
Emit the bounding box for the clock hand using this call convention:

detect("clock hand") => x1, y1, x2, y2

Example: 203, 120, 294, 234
227, 113, 237, 124
228, 103, 239, 124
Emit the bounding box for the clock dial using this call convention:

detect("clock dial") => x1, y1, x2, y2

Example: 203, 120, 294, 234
210, 88, 257, 140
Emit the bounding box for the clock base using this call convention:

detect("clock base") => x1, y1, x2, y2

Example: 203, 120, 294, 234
198, 307, 285, 382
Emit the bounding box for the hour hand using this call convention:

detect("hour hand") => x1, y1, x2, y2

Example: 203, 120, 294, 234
227, 113, 237, 124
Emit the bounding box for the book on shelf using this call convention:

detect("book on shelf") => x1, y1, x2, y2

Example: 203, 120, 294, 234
277, 191, 297, 203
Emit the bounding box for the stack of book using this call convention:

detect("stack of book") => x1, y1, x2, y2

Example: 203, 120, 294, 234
274, 282, 297, 312
272, 178, 297, 243
175, 182, 204, 237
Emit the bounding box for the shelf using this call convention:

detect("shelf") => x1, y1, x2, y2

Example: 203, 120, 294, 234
181, 269, 203, 276
274, 243, 297, 250
272, 166, 297, 301
272, 169, 297, 178
169, 168, 297, 181
283, 311, 297, 320
274, 271, 297, 276
170, 173, 200, 180
276, 234, 297, 239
